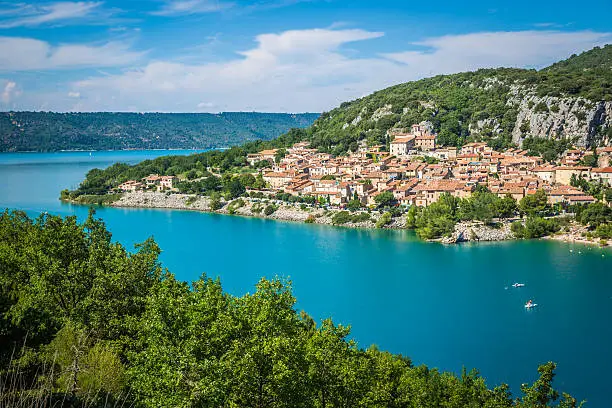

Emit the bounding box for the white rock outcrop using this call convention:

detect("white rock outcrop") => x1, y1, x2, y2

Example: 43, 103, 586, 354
507, 86, 612, 147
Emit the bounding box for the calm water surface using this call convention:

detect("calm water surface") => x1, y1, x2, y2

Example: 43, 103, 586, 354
1, 151, 611, 406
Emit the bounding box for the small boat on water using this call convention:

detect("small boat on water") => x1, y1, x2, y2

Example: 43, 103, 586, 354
525, 300, 538, 309
512, 283, 525, 288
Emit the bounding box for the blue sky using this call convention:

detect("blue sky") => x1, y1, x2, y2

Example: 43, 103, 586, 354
0, 0, 610, 112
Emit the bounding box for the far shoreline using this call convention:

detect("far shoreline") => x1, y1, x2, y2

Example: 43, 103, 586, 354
63, 191, 612, 249
0, 148, 225, 154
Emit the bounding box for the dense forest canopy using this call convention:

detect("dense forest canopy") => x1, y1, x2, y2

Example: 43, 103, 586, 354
0, 112, 319, 152
0, 210, 581, 407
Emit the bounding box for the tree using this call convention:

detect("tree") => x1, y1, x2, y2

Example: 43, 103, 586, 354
347, 199, 362, 212
519, 189, 550, 217
225, 178, 246, 199
517, 362, 559, 407
577, 202, 612, 227
209, 192, 222, 210
494, 194, 518, 219
376, 212, 392, 228
459, 190, 499, 224
239, 173, 256, 188
222, 279, 308, 407
253, 173, 266, 189
275, 148, 287, 163
374, 191, 396, 208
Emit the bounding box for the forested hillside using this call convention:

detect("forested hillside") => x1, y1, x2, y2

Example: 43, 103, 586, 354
303, 44, 612, 154
0, 112, 319, 152
0, 210, 579, 407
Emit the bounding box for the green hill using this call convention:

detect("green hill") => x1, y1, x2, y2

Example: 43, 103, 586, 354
0, 111, 319, 152
303, 44, 612, 154
66, 45, 612, 198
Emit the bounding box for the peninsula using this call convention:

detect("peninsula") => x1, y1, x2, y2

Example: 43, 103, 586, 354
62, 45, 612, 245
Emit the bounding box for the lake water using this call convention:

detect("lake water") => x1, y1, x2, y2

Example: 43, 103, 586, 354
1, 150, 611, 406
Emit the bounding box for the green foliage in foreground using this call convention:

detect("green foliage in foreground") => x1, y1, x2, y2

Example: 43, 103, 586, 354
0, 210, 582, 407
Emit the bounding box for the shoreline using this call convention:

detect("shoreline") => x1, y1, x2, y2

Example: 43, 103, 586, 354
106, 191, 409, 230
71, 191, 609, 248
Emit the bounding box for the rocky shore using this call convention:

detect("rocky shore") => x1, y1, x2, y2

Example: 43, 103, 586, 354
440, 221, 514, 244
107, 192, 609, 247
110, 191, 407, 230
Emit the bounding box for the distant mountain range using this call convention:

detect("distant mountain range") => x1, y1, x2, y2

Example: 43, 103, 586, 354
0, 112, 320, 152
300, 44, 612, 155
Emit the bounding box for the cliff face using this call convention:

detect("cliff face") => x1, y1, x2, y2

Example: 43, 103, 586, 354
507, 88, 612, 147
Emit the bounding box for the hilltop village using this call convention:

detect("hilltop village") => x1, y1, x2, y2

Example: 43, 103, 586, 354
117, 122, 612, 209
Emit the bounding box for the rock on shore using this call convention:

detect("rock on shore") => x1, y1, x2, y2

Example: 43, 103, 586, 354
441, 221, 514, 244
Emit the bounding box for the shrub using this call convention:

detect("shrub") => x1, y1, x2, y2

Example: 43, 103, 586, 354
264, 204, 277, 216
534, 102, 549, 113
332, 211, 352, 225
227, 199, 245, 215
209, 193, 222, 211
594, 223, 612, 239
352, 213, 371, 223
347, 199, 362, 212
74, 194, 122, 206
511, 217, 560, 239
376, 212, 392, 228
305, 215, 316, 224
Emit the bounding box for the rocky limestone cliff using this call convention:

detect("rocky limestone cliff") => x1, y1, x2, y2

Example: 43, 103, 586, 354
508, 87, 612, 147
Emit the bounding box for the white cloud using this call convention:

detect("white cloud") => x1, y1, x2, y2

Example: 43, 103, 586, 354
68, 91, 81, 98
383, 30, 610, 72
197, 101, 216, 108
0, 2, 103, 28
151, 0, 234, 16
0, 37, 144, 70
2, 80, 18, 104
22, 29, 612, 112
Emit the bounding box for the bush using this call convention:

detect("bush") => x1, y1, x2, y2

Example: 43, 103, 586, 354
352, 213, 371, 223
376, 212, 392, 228
575, 111, 587, 122
534, 102, 549, 113
209, 193, 222, 211
227, 199, 245, 215
73, 194, 122, 206
511, 217, 560, 239
304, 215, 315, 224
347, 199, 362, 212
332, 211, 352, 225
264, 204, 277, 216
594, 223, 612, 239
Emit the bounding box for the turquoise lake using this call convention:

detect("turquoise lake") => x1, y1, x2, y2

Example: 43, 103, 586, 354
1, 150, 611, 406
